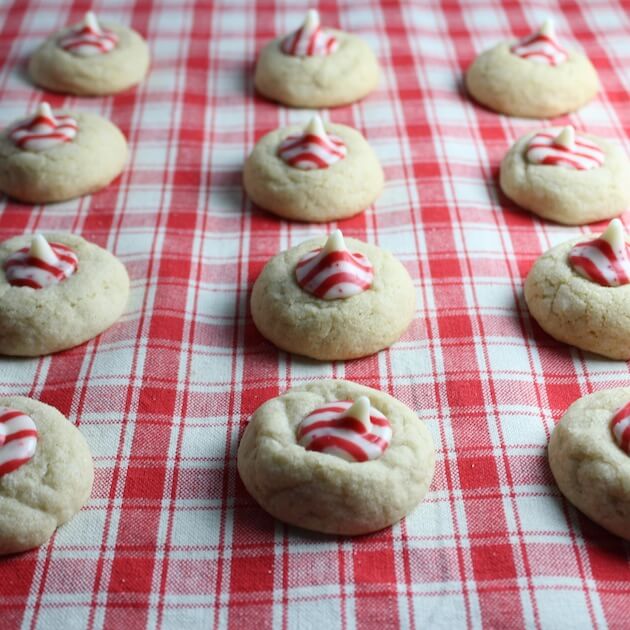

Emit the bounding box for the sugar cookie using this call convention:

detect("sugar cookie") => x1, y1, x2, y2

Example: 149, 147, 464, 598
0, 233, 129, 356
466, 19, 598, 118
0, 103, 128, 204
251, 230, 415, 360
28, 11, 150, 96
237, 379, 435, 535
254, 10, 379, 108
244, 115, 383, 222
549, 388, 630, 540
525, 219, 630, 359
500, 126, 630, 225
0, 397, 94, 555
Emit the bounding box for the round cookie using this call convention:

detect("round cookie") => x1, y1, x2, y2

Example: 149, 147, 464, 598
254, 11, 379, 108
0, 396, 94, 555
237, 379, 436, 535
244, 117, 383, 222
500, 127, 630, 225
524, 220, 630, 359
28, 12, 150, 96
0, 233, 130, 356
0, 104, 128, 204
549, 388, 630, 540
465, 21, 598, 118
251, 230, 415, 360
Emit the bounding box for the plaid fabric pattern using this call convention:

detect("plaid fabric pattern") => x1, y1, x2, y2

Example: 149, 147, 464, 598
1, 1, 629, 628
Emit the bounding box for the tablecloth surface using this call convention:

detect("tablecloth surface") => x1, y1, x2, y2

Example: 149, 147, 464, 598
0, 0, 629, 628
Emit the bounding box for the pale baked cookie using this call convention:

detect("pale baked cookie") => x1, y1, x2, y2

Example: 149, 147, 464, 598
500, 126, 630, 225
251, 229, 415, 360
254, 10, 380, 107
466, 19, 598, 118
525, 219, 630, 359
0, 396, 94, 555
0, 233, 129, 356
0, 103, 128, 204
549, 388, 630, 540
29, 11, 150, 96
244, 115, 383, 222
237, 379, 435, 535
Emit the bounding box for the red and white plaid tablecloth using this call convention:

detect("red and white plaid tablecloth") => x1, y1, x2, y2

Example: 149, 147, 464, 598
0, 0, 629, 628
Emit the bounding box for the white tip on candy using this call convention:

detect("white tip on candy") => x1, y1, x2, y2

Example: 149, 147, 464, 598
601, 218, 627, 256
322, 229, 346, 255
29, 234, 59, 265
304, 114, 327, 137
554, 126, 575, 151
346, 396, 372, 431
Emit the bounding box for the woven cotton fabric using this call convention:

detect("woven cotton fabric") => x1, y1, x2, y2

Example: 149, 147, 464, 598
0, 1, 629, 629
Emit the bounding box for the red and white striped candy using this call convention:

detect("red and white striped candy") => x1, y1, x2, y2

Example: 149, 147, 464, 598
295, 230, 373, 300
297, 397, 392, 462
568, 219, 630, 287
0, 407, 38, 477
4, 234, 79, 289
9, 103, 78, 152
510, 19, 568, 66
278, 115, 347, 170
610, 401, 630, 455
58, 11, 118, 57
281, 9, 338, 57
526, 126, 604, 171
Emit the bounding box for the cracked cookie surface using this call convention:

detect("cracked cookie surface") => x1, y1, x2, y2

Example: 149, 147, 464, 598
500, 131, 630, 225
237, 380, 435, 535
0, 111, 128, 204
0, 397, 94, 555
0, 233, 129, 356
244, 122, 383, 222
525, 236, 630, 359
254, 30, 379, 107
549, 388, 630, 540
251, 236, 415, 360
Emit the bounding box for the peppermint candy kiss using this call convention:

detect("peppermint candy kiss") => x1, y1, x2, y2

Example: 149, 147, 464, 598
511, 18, 568, 66
281, 9, 338, 57
295, 230, 374, 300
568, 219, 630, 287
4, 234, 79, 289
9, 103, 78, 152
58, 11, 119, 57
0, 407, 38, 477
610, 401, 630, 455
297, 397, 392, 462
278, 115, 347, 170
526, 126, 604, 171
